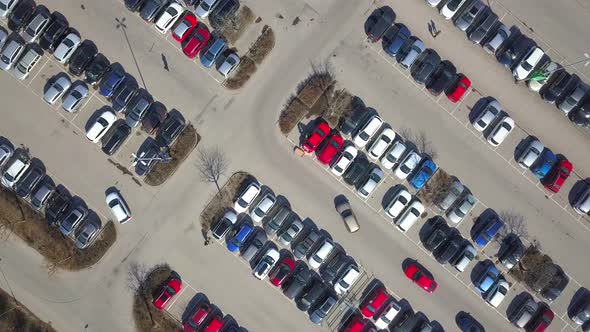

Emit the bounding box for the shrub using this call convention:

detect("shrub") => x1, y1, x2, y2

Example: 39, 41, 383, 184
224, 56, 257, 90
248, 25, 275, 64
279, 99, 309, 135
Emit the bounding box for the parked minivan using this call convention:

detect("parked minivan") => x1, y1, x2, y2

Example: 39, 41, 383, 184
264, 205, 290, 236
200, 37, 226, 68
309, 239, 334, 269
14, 45, 42, 80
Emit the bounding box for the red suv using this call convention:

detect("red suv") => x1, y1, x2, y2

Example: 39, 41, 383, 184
302, 121, 330, 153
203, 315, 224, 332
544, 159, 572, 193
343, 314, 370, 332
404, 263, 437, 293
447, 75, 471, 103
184, 302, 212, 332
361, 287, 389, 318
152, 277, 182, 310
182, 28, 211, 59
269, 256, 295, 286
527, 304, 554, 332
317, 133, 344, 165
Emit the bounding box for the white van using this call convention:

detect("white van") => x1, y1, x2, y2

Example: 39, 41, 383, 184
309, 239, 334, 269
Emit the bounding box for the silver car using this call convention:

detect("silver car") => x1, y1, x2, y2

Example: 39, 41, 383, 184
62, 82, 89, 112
447, 193, 476, 223
277, 217, 304, 246
0, 27, 8, 49
53, 32, 81, 64
22, 8, 51, 42
437, 180, 465, 211
59, 206, 88, 236
472, 99, 502, 132
74, 221, 100, 249
43, 75, 71, 104
399, 38, 425, 70
30, 179, 55, 210
454, 0, 486, 32
483, 23, 510, 55
0, 0, 19, 17
217, 52, 240, 78
558, 83, 588, 114
14, 45, 42, 80
0, 38, 25, 71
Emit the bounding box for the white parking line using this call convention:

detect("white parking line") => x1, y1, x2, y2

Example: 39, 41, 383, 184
27, 56, 50, 87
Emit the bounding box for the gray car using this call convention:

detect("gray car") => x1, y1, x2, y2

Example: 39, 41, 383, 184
454, 0, 486, 32
278, 216, 304, 246
0, 37, 25, 70
468, 11, 499, 45
14, 165, 44, 198
399, 38, 425, 70
264, 205, 291, 236
30, 178, 55, 210
59, 206, 88, 236
310, 294, 337, 324
0, 143, 14, 169
0, 27, 8, 49
62, 82, 89, 112
44, 75, 71, 104
126, 89, 153, 128
217, 52, 240, 78
558, 83, 588, 114
437, 179, 465, 211
483, 23, 511, 55
447, 193, 476, 223
14, 45, 42, 80
241, 230, 267, 262
22, 7, 51, 43
74, 221, 100, 249
293, 230, 322, 259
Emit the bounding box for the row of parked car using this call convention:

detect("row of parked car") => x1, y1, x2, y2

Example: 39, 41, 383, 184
424, 0, 590, 127
0, 2, 189, 177
124, 0, 242, 78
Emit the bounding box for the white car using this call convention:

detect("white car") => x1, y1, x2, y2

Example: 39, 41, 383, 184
487, 115, 514, 147
308, 239, 334, 269
473, 100, 502, 132
253, 248, 280, 280
0, 38, 25, 71
106, 191, 132, 224
0, 0, 19, 17
440, 0, 469, 19
380, 141, 407, 170
394, 150, 422, 180
426, 0, 444, 7
353, 115, 383, 148
513, 47, 545, 81
331, 145, 358, 176
195, 0, 220, 18
250, 193, 276, 223
573, 186, 590, 215
43, 75, 71, 104
368, 128, 395, 160
1, 155, 29, 188
394, 200, 424, 232
385, 188, 412, 219
517, 139, 544, 168
86, 110, 117, 143
375, 299, 402, 329
357, 167, 384, 199
486, 279, 509, 307
155, 1, 184, 34
333, 264, 360, 296
53, 33, 81, 64
234, 181, 261, 213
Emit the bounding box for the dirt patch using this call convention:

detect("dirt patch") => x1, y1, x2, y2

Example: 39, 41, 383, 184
279, 98, 308, 135
132, 264, 182, 332
416, 170, 452, 206
199, 172, 252, 233
145, 125, 200, 187
0, 188, 117, 272
248, 25, 275, 65
297, 75, 334, 109
219, 6, 256, 45
224, 57, 257, 90
0, 288, 56, 332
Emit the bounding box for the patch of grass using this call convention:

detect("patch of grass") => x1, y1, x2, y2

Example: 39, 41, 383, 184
132, 265, 182, 332
279, 98, 309, 135
220, 6, 256, 45
0, 288, 56, 332
200, 172, 252, 232
0, 188, 117, 272
224, 57, 257, 90
248, 25, 275, 65
145, 125, 200, 187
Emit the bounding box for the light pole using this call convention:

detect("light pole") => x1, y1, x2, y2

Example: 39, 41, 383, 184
131, 150, 171, 167
528, 53, 590, 82
115, 17, 148, 90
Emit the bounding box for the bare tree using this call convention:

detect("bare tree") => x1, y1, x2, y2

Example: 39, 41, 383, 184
497, 211, 529, 242
127, 262, 155, 327
196, 147, 229, 194
417, 170, 453, 206
324, 88, 353, 126
398, 128, 437, 160
309, 59, 335, 91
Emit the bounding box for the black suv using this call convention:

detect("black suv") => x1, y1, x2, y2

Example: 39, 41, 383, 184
68, 40, 97, 76
101, 121, 131, 155
411, 49, 441, 85
85, 53, 110, 85
157, 112, 186, 146
39, 13, 68, 52
342, 155, 370, 186
45, 191, 70, 225
426, 61, 457, 96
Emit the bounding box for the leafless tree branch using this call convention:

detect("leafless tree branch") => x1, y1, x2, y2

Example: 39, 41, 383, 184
196, 147, 229, 194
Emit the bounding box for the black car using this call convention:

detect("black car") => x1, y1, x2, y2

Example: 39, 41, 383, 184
68, 40, 97, 76
211, 214, 235, 240
423, 219, 451, 252
426, 61, 456, 96
142, 103, 167, 135
342, 155, 370, 186
296, 279, 326, 312
140, 0, 166, 22
411, 49, 441, 85
434, 235, 463, 264
134, 141, 161, 176
398, 315, 432, 332
366, 7, 395, 42
210, 0, 240, 29
468, 11, 499, 45
496, 34, 535, 69
498, 236, 524, 269
320, 252, 349, 285
284, 266, 313, 300
570, 101, 590, 127
85, 53, 110, 85
125, 0, 146, 11
101, 121, 131, 155
14, 166, 44, 199
391, 310, 414, 331
156, 112, 186, 146
542, 72, 579, 105
44, 191, 70, 225
39, 13, 68, 52
339, 99, 368, 135
7, 0, 35, 32
112, 76, 139, 112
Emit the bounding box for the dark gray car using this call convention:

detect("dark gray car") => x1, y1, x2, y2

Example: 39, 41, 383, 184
30, 178, 54, 210
112, 76, 138, 113
411, 49, 441, 85
542, 72, 579, 104
264, 205, 291, 236
320, 252, 350, 284
310, 294, 338, 324
241, 230, 266, 262
284, 266, 313, 300
454, 0, 486, 32
296, 280, 326, 312
14, 165, 44, 198
156, 112, 186, 146
497, 35, 535, 69
126, 89, 153, 128
293, 230, 322, 259
140, 0, 165, 22
468, 11, 499, 45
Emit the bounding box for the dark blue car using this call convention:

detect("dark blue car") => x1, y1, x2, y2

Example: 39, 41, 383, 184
531, 149, 557, 180
384, 23, 411, 58
99, 66, 126, 98
473, 215, 504, 247
410, 159, 437, 190
227, 223, 254, 252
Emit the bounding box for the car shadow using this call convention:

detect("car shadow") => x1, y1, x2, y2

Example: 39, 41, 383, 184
568, 179, 589, 207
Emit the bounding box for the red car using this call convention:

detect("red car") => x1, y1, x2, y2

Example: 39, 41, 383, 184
447, 75, 471, 103
172, 12, 198, 42
183, 302, 212, 332
527, 304, 554, 332
317, 133, 344, 165
302, 121, 331, 153
404, 263, 437, 293
182, 27, 211, 59
361, 287, 389, 318
544, 159, 572, 193
343, 314, 371, 332
269, 256, 295, 286
203, 315, 224, 332
152, 277, 182, 310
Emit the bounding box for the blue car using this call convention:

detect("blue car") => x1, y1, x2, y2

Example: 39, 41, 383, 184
99, 66, 126, 98
410, 159, 437, 190
531, 149, 557, 180
200, 37, 226, 68
473, 215, 504, 247
226, 223, 254, 252
474, 264, 500, 293
384, 23, 411, 58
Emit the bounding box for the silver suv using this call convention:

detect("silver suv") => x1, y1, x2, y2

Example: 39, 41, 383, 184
14, 45, 42, 80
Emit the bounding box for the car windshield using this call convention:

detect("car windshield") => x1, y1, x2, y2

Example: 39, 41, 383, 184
200, 2, 211, 10
25, 26, 35, 35
329, 140, 340, 148
410, 208, 419, 217
0, 3, 6, 10
476, 119, 487, 128
447, 0, 461, 10
64, 39, 74, 47
339, 279, 350, 289
277, 264, 291, 278
400, 164, 410, 173
359, 132, 370, 140
168, 7, 178, 16
522, 61, 533, 71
